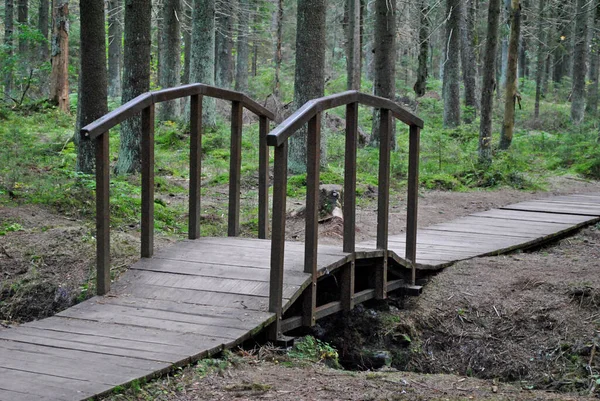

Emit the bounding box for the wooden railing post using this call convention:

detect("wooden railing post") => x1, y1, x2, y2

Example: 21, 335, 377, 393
95, 132, 110, 295
189, 94, 203, 239
406, 124, 420, 285
228, 101, 243, 237
141, 104, 155, 258
303, 113, 321, 327
258, 116, 270, 239
268, 140, 288, 340
375, 108, 391, 300
343, 102, 358, 253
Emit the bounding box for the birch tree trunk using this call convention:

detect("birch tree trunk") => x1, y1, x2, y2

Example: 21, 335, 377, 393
499, 0, 521, 150
479, 0, 501, 165
49, 0, 69, 113
115, 0, 151, 174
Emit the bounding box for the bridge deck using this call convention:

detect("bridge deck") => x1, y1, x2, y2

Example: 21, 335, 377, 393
1, 193, 599, 400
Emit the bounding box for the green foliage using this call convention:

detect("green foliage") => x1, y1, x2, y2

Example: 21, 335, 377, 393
288, 335, 340, 368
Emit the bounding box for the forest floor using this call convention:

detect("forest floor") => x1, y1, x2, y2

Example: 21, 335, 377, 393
1, 175, 599, 400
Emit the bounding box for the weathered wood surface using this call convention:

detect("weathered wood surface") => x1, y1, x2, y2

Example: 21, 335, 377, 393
1, 193, 599, 400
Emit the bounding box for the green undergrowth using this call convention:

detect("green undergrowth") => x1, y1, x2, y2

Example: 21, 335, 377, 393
1, 78, 599, 237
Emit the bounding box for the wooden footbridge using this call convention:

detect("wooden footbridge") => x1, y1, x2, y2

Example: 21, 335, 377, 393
1, 85, 599, 401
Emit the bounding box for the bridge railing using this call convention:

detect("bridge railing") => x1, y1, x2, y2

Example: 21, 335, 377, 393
266, 90, 423, 339
81, 84, 275, 295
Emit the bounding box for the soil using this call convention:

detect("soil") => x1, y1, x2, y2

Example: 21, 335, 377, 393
2, 175, 599, 400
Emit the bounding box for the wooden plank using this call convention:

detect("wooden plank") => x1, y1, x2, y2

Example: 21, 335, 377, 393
450, 216, 574, 230
406, 124, 420, 285
0, 387, 63, 401
258, 116, 269, 239
0, 347, 148, 386
95, 131, 110, 295
503, 201, 600, 216
377, 108, 391, 249
0, 331, 180, 369
343, 102, 358, 253
118, 269, 300, 299
470, 208, 595, 224
111, 283, 276, 311
130, 258, 309, 285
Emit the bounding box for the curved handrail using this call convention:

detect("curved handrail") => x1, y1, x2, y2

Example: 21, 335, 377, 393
265, 90, 422, 340
81, 83, 275, 140
266, 90, 424, 147
82, 83, 275, 296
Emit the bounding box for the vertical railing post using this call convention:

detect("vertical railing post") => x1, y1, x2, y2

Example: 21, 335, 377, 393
343, 102, 358, 253
375, 108, 391, 300
96, 132, 110, 295
141, 104, 155, 258
228, 101, 243, 236
189, 94, 203, 239
406, 124, 420, 285
303, 114, 321, 327
268, 140, 288, 341
258, 116, 270, 239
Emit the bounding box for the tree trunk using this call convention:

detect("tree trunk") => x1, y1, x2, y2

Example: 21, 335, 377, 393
364, 0, 375, 81
49, 0, 69, 113
587, 0, 600, 117
571, 0, 588, 124
115, 0, 151, 175
499, 0, 521, 150
76, 0, 108, 173
273, 0, 283, 97
18, 0, 28, 55
479, 0, 501, 165
443, 0, 461, 128
552, 2, 569, 83
190, 0, 216, 126
413, 0, 429, 97
499, 0, 510, 88
518, 0, 528, 79
215, 0, 234, 89
534, 0, 546, 119
346, 0, 361, 90
107, 0, 122, 98
182, 4, 191, 84
235, 0, 250, 93
461, 0, 478, 122
289, 0, 326, 173
370, 0, 396, 146
158, 0, 181, 120
38, 0, 49, 60
4, 0, 14, 99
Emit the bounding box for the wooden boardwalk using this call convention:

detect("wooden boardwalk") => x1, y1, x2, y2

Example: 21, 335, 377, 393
1, 193, 599, 400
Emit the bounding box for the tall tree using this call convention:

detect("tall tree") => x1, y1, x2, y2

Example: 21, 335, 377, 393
107, 0, 122, 98
499, 0, 521, 150
518, 0, 528, 79
4, 0, 14, 99
235, 0, 250, 93
551, 2, 570, 83
38, 0, 49, 61
215, 1, 234, 89
289, 0, 326, 173
570, 0, 588, 124
76, 0, 108, 173
49, 0, 69, 112
443, 0, 461, 127
182, 4, 191, 84
115, 0, 151, 174
346, 0, 361, 90
190, 0, 216, 126
499, 0, 510, 87
461, 0, 478, 122
272, 0, 283, 98
479, 0, 501, 165
413, 0, 429, 97
533, 0, 546, 119
587, 0, 600, 117
17, 0, 28, 55
159, 0, 182, 120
